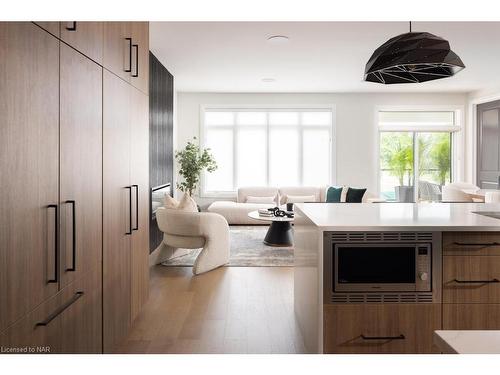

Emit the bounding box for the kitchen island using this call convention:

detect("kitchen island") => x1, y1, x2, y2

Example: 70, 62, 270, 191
294, 202, 500, 354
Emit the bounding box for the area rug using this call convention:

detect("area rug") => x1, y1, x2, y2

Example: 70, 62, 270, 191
161, 225, 294, 267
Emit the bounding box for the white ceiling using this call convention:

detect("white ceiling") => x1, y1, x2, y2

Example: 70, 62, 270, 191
150, 22, 500, 93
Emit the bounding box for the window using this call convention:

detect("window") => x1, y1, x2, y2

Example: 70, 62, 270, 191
378, 110, 460, 202
202, 108, 333, 195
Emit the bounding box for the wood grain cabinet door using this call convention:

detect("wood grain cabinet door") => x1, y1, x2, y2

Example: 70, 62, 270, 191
443, 232, 500, 256
130, 88, 150, 322
130, 22, 149, 94
323, 304, 441, 354
0, 22, 60, 332
59, 44, 103, 289
34, 22, 60, 37
103, 22, 132, 82
103, 70, 132, 352
443, 256, 500, 303
60, 22, 103, 64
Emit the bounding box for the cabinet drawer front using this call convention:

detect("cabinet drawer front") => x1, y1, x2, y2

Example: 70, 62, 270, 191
443, 232, 500, 256
443, 304, 500, 330
323, 304, 440, 354
0, 267, 102, 354
443, 256, 500, 303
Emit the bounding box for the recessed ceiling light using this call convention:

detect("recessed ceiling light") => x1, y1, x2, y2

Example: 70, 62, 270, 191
261, 78, 276, 83
267, 35, 289, 43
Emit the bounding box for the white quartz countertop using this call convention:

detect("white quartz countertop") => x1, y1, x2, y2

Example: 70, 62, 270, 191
434, 330, 500, 354
294, 202, 500, 231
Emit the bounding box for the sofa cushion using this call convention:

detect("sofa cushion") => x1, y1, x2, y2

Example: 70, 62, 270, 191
237, 186, 279, 204
279, 186, 322, 205
286, 194, 316, 203
326, 186, 343, 202
177, 193, 198, 212
346, 187, 367, 203
163, 194, 179, 209
246, 195, 276, 204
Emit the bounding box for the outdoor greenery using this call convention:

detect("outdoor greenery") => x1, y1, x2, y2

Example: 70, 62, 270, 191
175, 137, 217, 196
380, 132, 451, 187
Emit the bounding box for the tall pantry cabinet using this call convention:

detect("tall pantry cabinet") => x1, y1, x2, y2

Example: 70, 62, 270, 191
0, 21, 150, 354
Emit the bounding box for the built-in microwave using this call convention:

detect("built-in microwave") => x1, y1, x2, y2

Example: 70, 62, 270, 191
324, 232, 441, 304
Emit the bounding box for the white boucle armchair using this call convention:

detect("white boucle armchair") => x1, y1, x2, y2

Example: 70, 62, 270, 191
154, 207, 230, 275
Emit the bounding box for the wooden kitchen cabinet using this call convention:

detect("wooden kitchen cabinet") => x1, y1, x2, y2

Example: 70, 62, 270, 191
130, 87, 150, 322
103, 70, 132, 352
443, 256, 500, 303
443, 304, 500, 330
60, 22, 103, 64
130, 22, 149, 94
443, 232, 500, 256
34, 22, 60, 37
59, 43, 103, 289
323, 304, 441, 354
0, 267, 102, 354
0, 22, 60, 333
103, 22, 132, 82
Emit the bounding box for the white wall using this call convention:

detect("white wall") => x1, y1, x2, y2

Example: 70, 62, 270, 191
176, 92, 467, 199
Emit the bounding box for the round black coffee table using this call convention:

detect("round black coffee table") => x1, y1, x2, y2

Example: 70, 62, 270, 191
248, 210, 294, 247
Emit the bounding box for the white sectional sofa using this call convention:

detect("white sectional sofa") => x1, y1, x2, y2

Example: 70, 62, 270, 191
207, 185, 377, 225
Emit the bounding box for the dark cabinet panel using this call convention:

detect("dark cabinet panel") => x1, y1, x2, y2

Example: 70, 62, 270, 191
59, 44, 103, 289
0, 22, 60, 332
477, 100, 500, 189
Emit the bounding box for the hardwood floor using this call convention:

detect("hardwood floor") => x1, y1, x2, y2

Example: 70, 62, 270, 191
117, 266, 306, 354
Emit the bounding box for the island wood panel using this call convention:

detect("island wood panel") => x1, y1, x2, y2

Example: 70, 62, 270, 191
60, 22, 103, 64
130, 87, 150, 321
443, 255, 500, 303
34, 22, 60, 37
443, 232, 500, 256
59, 43, 103, 289
0, 22, 60, 333
443, 304, 500, 330
103, 22, 132, 82
130, 22, 149, 94
0, 267, 102, 353
103, 70, 132, 352
323, 304, 441, 354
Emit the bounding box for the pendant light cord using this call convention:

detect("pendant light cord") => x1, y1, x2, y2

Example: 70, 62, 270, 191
409, 21, 412, 32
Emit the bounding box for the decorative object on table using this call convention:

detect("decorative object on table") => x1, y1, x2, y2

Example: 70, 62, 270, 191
175, 136, 217, 197
286, 202, 294, 212
364, 21, 465, 84
258, 208, 274, 217
269, 206, 294, 218
346, 187, 367, 203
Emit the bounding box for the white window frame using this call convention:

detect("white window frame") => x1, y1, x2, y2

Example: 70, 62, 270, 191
199, 104, 337, 198
375, 105, 465, 199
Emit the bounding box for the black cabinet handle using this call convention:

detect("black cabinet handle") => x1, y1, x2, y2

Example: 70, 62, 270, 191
132, 184, 139, 231
453, 242, 500, 247
361, 334, 405, 340
125, 38, 132, 73
126, 186, 132, 235
66, 200, 76, 272
36, 292, 84, 327
47, 204, 58, 284
66, 22, 77, 31
132, 44, 138, 77
453, 278, 500, 284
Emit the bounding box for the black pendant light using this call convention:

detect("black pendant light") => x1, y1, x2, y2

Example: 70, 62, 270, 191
364, 22, 465, 84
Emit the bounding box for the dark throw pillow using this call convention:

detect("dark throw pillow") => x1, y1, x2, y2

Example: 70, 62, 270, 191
346, 187, 367, 203
326, 186, 343, 203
